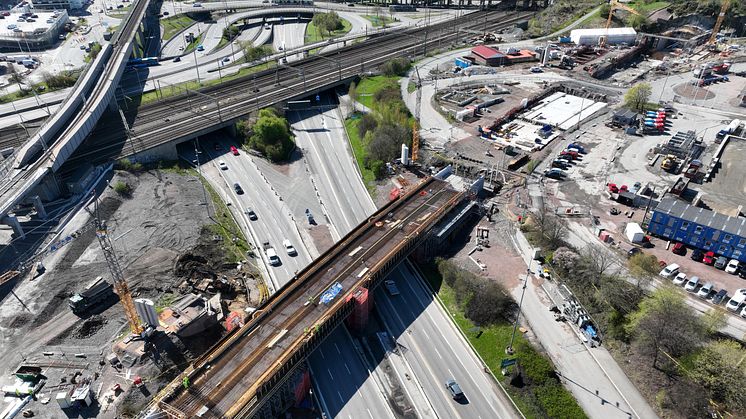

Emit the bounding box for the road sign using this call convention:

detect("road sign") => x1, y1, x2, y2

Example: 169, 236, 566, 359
316, 94, 320, 102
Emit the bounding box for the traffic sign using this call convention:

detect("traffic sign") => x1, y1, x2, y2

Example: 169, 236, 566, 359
500, 358, 517, 368
316, 94, 320, 102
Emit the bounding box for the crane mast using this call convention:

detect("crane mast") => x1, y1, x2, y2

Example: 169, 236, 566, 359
94, 210, 143, 335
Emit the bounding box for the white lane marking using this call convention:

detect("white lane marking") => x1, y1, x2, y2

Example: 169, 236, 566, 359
345, 363, 351, 375
328, 368, 334, 380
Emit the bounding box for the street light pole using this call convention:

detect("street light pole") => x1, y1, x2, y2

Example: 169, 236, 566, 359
506, 258, 532, 355
192, 41, 201, 85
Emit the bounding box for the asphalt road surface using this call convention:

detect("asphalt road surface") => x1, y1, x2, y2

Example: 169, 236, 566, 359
378, 261, 520, 419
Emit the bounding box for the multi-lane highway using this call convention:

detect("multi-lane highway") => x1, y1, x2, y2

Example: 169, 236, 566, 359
199, 140, 312, 289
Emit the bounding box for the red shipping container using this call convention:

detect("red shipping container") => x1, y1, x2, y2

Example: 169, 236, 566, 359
345, 287, 372, 333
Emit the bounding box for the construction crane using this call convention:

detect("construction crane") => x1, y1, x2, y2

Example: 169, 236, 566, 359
94, 200, 143, 335
708, 0, 731, 45
412, 66, 423, 163
605, 0, 641, 29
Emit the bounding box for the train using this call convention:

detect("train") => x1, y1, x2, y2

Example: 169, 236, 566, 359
126, 57, 159, 69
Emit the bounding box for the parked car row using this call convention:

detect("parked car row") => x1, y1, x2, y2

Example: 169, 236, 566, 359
685, 244, 746, 278
545, 142, 585, 180
660, 263, 746, 316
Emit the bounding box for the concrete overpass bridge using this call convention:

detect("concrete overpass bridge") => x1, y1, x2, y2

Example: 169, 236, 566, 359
146, 176, 467, 418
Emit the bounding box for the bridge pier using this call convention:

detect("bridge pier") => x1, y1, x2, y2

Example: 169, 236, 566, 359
36, 173, 62, 202
2, 215, 24, 240
31, 195, 47, 220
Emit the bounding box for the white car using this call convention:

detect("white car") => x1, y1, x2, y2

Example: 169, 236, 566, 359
741, 305, 746, 319
265, 247, 280, 266
218, 160, 227, 170
726, 289, 746, 312
659, 263, 680, 279
697, 282, 714, 299
672, 272, 687, 286
282, 239, 297, 256
725, 259, 740, 274
684, 276, 700, 292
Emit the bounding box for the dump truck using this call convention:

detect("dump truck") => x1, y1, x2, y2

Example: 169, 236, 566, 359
69, 276, 115, 314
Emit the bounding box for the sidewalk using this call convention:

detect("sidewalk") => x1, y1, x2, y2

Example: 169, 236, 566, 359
507, 226, 659, 419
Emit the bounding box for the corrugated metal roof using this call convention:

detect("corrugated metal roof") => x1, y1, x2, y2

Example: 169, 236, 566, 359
570, 27, 637, 37
654, 197, 746, 236
471, 45, 502, 59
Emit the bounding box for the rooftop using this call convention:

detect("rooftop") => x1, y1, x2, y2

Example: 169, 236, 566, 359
654, 196, 746, 237
570, 27, 637, 37
471, 45, 502, 59
0, 11, 65, 38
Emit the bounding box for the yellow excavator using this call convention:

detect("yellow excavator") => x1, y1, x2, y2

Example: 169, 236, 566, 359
605, 0, 642, 29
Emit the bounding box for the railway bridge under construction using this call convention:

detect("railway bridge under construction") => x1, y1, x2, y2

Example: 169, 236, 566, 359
147, 176, 470, 418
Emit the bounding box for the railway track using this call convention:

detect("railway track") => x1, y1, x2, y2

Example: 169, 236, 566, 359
0, 0, 151, 206
160, 178, 461, 417
62, 10, 533, 169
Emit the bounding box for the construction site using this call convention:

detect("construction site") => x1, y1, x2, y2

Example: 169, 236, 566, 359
0, 170, 268, 418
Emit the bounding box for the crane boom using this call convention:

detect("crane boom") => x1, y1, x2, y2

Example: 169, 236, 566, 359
94, 203, 143, 335
605, 0, 642, 29
708, 0, 731, 45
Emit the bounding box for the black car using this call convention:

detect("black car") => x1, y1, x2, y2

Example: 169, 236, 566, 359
627, 247, 642, 258
233, 183, 244, 194
712, 289, 728, 305
690, 248, 704, 262
739, 266, 746, 279
544, 169, 564, 180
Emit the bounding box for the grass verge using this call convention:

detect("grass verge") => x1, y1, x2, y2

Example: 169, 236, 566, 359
343, 116, 376, 193
363, 14, 396, 27
304, 18, 352, 44
139, 61, 275, 104
161, 15, 196, 41
355, 75, 399, 109
418, 262, 588, 419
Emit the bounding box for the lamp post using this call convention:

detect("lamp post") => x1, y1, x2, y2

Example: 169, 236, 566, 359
506, 257, 533, 355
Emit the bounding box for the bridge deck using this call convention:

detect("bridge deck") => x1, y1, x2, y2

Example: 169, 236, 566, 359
163, 178, 461, 417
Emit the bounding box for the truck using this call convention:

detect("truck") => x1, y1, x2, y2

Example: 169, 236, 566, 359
716, 119, 742, 139
684, 159, 702, 179
69, 276, 115, 314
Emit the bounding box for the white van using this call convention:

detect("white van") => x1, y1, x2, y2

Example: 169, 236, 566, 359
265, 247, 280, 266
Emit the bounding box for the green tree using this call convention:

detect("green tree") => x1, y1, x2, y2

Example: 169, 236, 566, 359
247, 108, 295, 162
347, 81, 358, 114
626, 287, 705, 368
690, 339, 746, 412
370, 160, 386, 180
241, 43, 271, 63
627, 14, 649, 30
624, 82, 652, 111
311, 12, 342, 38
380, 57, 411, 77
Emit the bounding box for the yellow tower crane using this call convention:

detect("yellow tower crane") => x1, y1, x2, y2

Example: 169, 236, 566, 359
605, 0, 642, 29
708, 0, 731, 45
94, 201, 143, 335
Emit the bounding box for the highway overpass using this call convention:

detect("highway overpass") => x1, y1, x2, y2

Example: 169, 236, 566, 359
146, 176, 467, 418
0, 0, 156, 238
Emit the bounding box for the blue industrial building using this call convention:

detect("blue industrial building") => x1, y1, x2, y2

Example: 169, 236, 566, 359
647, 197, 746, 262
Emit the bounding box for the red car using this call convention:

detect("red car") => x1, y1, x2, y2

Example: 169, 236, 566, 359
230, 145, 239, 156
619, 184, 629, 193
703, 251, 716, 265
672, 242, 686, 255
608, 183, 619, 193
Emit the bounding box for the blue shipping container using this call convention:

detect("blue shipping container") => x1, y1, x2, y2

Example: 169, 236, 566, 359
455, 58, 471, 69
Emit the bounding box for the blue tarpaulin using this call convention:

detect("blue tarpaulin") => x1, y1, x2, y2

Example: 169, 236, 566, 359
320, 282, 343, 305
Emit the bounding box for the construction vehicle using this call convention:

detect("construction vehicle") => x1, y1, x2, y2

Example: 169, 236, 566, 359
660, 155, 678, 172
69, 276, 115, 314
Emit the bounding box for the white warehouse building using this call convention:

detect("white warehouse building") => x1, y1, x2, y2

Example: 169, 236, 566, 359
570, 27, 637, 46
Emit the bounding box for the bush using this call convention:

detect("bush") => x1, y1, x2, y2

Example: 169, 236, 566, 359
116, 158, 143, 172
370, 160, 386, 180
42, 71, 79, 90
113, 181, 132, 197
246, 108, 295, 162
380, 57, 411, 77
357, 113, 378, 139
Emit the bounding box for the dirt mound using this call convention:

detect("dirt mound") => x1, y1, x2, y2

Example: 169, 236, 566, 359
72, 315, 108, 339
174, 253, 215, 279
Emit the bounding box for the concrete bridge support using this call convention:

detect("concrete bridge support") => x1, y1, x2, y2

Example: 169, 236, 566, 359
31, 195, 47, 220
36, 173, 62, 202
2, 215, 24, 240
